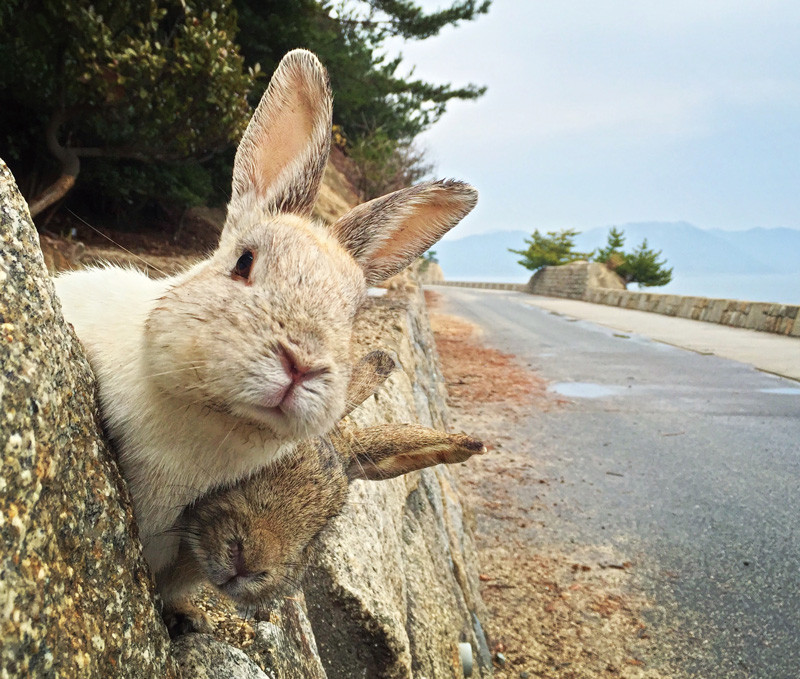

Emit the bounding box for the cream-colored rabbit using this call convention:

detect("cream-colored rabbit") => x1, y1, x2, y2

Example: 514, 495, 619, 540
161, 351, 485, 635
54, 49, 478, 577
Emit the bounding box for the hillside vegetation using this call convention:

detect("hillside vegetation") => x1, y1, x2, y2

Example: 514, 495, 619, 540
0, 0, 489, 229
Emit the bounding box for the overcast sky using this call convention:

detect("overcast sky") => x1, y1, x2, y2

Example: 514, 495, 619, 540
387, 1, 800, 239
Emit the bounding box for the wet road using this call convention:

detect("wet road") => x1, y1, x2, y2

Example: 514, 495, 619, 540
431, 287, 800, 679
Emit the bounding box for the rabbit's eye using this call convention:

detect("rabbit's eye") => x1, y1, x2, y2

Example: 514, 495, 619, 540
232, 250, 254, 282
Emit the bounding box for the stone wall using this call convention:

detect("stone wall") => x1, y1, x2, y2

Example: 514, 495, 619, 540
0, 161, 176, 677
434, 281, 525, 292
583, 288, 800, 336
526, 261, 625, 299
431, 261, 800, 338
526, 260, 799, 336
0, 160, 490, 678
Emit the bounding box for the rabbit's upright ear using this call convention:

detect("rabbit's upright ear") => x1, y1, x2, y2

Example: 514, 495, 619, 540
331, 180, 477, 285
229, 49, 332, 217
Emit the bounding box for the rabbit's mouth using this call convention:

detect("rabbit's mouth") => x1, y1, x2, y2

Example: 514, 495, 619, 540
217, 570, 279, 606
229, 398, 336, 439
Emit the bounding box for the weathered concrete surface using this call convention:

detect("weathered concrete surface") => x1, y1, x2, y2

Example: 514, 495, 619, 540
520, 293, 800, 382
0, 160, 175, 677
302, 287, 490, 679
172, 635, 272, 679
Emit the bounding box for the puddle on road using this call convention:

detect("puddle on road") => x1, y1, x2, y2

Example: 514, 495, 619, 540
759, 387, 800, 396
550, 382, 627, 399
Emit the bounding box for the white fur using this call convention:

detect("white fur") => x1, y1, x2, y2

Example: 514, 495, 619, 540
55, 266, 299, 572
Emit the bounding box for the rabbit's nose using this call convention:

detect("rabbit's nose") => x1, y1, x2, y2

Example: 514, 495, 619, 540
229, 540, 250, 578
278, 344, 327, 385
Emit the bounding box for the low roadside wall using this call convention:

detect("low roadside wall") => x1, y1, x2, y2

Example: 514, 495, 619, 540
1, 159, 492, 679
583, 287, 800, 337
428, 276, 800, 338
433, 281, 525, 292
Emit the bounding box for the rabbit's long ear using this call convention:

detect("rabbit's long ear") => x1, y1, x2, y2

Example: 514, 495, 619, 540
230, 49, 332, 217
341, 424, 486, 481
331, 180, 477, 285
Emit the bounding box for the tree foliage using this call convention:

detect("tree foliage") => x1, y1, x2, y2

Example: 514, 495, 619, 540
513, 226, 673, 288
0, 0, 255, 215
0, 0, 490, 221
614, 238, 673, 288
347, 129, 433, 198
593, 226, 625, 268
233, 0, 489, 196
592, 228, 673, 287
509, 229, 592, 272
417, 248, 438, 273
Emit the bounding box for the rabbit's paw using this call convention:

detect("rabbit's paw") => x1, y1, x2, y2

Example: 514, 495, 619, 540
163, 600, 214, 638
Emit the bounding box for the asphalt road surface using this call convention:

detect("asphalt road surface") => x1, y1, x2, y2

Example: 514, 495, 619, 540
430, 286, 800, 679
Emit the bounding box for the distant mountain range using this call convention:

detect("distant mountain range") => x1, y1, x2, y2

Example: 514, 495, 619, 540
433, 222, 800, 303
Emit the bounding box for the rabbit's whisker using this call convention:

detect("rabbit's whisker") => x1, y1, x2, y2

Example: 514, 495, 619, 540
65, 209, 170, 278
143, 364, 209, 379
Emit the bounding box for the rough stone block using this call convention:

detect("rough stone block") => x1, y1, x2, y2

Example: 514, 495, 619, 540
0, 160, 175, 678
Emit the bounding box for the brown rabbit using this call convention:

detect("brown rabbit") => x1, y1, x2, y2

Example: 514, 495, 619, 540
161, 351, 485, 635
53, 48, 478, 580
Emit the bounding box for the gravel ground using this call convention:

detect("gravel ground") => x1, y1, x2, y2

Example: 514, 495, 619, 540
426, 291, 670, 679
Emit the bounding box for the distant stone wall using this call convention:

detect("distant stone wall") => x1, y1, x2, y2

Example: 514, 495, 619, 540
526, 261, 626, 299
584, 288, 800, 336
434, 281, 525, 291
427, 260, 800, 337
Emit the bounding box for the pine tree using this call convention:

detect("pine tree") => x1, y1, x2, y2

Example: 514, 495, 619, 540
510, 229, 592, 272
616, 239, 673, 288
234, 1, 490, 196
0, 0, 491, 218
0, 0, 255, 216
594, 227, 626, 269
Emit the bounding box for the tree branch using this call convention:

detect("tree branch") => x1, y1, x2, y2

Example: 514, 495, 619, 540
28, 108, 81, 218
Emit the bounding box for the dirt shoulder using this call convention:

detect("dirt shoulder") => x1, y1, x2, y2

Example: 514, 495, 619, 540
426, 290, 666, 679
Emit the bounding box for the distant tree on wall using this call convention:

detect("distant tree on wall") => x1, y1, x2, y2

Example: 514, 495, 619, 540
592, 228, 673, 288
614, 238, 673, 288
593, 226, 626, 270
422, 249, 439, 264
509, 229, 592, 271
513, 226, 673, 288
417, 248, 438, 273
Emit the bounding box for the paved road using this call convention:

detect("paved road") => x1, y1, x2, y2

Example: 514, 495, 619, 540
522, 295, 800, 381
429, 286, 800, 679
